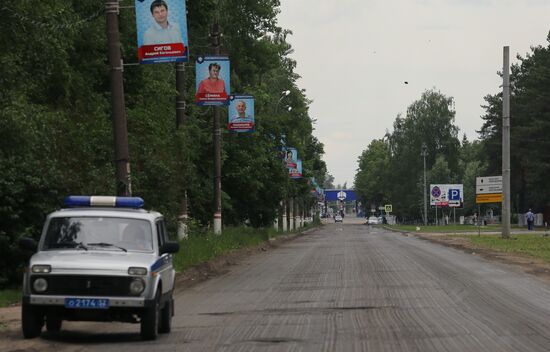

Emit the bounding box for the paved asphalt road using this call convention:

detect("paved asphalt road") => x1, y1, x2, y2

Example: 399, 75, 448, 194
10, 223, 550, 351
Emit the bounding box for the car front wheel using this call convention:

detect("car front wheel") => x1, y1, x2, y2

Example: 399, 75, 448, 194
22, 303, 44, 338
141, 290, 160, 340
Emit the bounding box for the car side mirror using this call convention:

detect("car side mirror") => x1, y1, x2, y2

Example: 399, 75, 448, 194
160, 241, 179, 254
19, 237, 38, 252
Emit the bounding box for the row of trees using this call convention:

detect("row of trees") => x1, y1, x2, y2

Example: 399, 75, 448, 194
0, 1, 327, 286
355, 32, 550, 223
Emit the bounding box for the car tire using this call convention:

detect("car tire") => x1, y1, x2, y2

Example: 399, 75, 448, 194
22, 303, 44, 339
141, 290, 160, 340
159, 295, 173, 334
46, 314, 62, 333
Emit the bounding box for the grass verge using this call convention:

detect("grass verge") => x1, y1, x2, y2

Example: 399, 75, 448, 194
466, 234, 550, 263
0, 289, 20, 308
387, 224, 522, 233
172, 224, 314, 274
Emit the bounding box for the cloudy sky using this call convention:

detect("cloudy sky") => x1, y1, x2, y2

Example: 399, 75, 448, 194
276, 0, 550, 188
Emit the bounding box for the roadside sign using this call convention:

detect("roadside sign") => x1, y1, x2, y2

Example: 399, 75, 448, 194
476, 176, 502, 186
384, 204, 392, 213
430, 184, 463, 207
476, 193, 503, 203
476, 184, 503, 194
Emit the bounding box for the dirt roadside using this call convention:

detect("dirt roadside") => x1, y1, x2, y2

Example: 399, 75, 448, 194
407, 231, 550, 283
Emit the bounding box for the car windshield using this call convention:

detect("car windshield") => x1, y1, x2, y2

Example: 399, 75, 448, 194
42, 217, 153, 252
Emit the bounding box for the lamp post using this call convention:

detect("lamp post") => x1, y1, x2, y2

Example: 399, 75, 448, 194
276, 90, 291, 232
276, 90, 291, 113
421, 143, 428, 226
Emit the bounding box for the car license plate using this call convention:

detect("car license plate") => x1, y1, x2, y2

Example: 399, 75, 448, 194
64, 298, 109, 309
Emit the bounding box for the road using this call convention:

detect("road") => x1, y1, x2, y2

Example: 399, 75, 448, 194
4, 223, 550, 351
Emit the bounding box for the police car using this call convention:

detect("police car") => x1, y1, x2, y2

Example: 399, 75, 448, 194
19, 196, 180, 340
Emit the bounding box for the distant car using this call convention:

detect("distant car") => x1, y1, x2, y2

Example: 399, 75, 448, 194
334, 215, 343, 223
367, 216, 379, 225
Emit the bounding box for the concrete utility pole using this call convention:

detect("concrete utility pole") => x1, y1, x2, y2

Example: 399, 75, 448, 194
105, 1, 131, 196
421, 143, 428, 226
176, 62, 188, 240
502, 46, 511, 239
211, 23, 222, 234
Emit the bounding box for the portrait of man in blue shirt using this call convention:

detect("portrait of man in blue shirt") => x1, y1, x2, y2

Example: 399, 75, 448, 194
143, 0, 183, 45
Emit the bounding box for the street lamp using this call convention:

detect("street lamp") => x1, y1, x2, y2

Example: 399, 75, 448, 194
276, 90, 291, 113
421, 143, 428, 226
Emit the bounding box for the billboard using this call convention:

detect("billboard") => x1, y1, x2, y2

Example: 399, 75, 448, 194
135, 0, 188, 64
195, 56, 230, 106
430, 184, 464, 208
289, 159, 302, 179
228, 95, 254, 132
283, 147, 297, 169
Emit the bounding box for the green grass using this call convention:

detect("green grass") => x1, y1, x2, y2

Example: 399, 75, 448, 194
172, 225, 310, 273
466, 234, 550, 263
0, 288, 20, 308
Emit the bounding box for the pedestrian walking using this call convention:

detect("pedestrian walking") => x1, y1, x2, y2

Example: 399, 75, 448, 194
526, 209, 535, 230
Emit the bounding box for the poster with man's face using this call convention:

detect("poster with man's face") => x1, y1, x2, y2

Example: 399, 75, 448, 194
228, 95, 254, 132
195, 56, 230, 106
135, 0, 189, 64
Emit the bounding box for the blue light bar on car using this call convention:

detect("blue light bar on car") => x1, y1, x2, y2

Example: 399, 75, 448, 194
64, 196, 144, 208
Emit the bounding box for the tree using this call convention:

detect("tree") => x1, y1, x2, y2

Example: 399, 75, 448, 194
479, 31, 550, 213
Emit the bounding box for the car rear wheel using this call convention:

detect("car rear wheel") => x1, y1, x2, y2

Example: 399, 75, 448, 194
46, 314, 62, 333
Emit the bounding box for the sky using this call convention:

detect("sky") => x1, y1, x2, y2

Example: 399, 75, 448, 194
276, 0, 550, 188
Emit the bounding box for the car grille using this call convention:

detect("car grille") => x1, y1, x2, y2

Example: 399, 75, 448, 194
33, 275, 133, 296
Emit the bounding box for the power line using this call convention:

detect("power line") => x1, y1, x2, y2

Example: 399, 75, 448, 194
1, 4, 104, 30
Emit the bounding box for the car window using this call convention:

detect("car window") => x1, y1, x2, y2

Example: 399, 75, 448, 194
156, 219, 167, 250
43, 217, 153, 252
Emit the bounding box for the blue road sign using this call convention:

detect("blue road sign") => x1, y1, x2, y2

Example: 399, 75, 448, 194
448, 189, 461, 201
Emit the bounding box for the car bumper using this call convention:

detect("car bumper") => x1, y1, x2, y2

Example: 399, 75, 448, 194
23, 295, 153, 308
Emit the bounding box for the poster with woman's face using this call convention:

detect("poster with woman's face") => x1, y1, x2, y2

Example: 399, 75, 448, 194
289, 159, 302, 179
228, 95, 254, 132
195, 56, 230, 106
284, 148, 297, 169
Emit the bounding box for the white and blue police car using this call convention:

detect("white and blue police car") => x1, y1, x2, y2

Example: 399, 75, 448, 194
19, 196, 180, 340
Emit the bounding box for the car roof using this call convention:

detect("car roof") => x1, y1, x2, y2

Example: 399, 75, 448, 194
47, 207, 162, 221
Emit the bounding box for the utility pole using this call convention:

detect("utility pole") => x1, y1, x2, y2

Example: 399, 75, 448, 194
105, 1, 131, 196
421, 143, 428, 226
176, 61, 188, 239
211, 23, 222, 234
502, 46, 511, 239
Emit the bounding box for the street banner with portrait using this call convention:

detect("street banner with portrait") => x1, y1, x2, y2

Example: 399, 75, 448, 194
228, 95, 254, 132
289, 159, 302, 179
430, 184, 464, 207
195, 56, 230, 106
135, 0, 188, 64
283, 147, 297, 169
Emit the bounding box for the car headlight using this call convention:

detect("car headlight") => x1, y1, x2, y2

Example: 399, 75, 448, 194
33, 278, 48, 293
32, 265, 51, 273
129, 278, 145, 295
128, 267, 147, 276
